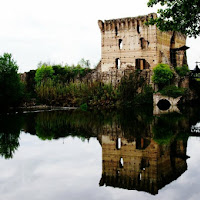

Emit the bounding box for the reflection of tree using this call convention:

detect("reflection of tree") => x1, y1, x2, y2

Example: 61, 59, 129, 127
35, 111, 103, 140
34, 107, 154, 141
0, 115, 23, 159
153, 112, 189, 145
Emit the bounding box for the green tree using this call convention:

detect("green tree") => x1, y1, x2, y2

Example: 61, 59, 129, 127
35, 65, 54, 84
0, 53, 23, 111
152, 64, 173, 88
147, 0, 200, 37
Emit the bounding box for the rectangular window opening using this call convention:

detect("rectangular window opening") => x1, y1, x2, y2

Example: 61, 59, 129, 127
116, 58, 121, 69
119, 39, 123, 50
120, 157, 124, 168
117, 138, 121, 149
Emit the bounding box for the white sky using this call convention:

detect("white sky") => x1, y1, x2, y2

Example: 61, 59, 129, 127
0, 0, 199, 72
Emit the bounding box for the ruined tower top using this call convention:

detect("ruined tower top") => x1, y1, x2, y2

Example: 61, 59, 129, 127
98, 13, 157, 32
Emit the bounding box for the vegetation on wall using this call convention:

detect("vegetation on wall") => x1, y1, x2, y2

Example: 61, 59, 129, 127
159, 85, 185, 98
175, 65, 190, 77
152, 64, 173, 88
34, 69, 153, 108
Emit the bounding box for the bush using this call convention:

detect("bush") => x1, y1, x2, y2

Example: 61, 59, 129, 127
152, 64, 173, 87
80, 103, 88, 111
35, 65, 54, 84
175, 65, 190, 77
159, 85, 185, 98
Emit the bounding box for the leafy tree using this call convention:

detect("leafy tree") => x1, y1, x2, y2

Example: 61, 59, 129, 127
0, 53, 24, 111
147, 0, 200, 37
152, 63, 173, 87
35, 65, 54, 84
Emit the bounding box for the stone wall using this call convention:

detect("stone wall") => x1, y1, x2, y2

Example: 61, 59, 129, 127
157, 30, 187, 66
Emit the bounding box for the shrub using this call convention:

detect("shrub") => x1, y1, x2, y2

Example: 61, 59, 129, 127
35, 65, 54, 84
80, 103, 88, 111
175, 65, 190, 77
159, 85, 185, 98
152, 64, 173, 87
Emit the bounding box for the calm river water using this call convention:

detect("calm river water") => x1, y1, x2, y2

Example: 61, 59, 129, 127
0, 106, 200, 200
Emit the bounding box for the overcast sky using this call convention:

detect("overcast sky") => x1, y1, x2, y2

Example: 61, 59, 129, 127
0, 0, 199, 72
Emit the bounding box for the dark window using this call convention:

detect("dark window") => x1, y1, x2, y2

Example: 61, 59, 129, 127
116, 58, 121, 69
137, 21, 140, 34
119, 157, 124, 168
119, 39, 123, 49
115, 26, 118, 36
136, 59, 150, 70
116, 138, 121, 149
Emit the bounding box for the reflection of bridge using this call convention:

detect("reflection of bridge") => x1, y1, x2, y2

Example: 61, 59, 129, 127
191, 126, 200, 134
190, 70, 200, 79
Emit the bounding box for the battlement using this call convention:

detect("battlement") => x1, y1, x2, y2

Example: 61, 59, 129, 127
98, 13, 157, 32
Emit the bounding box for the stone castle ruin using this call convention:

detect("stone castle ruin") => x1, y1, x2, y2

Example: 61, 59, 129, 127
88, 13, 189, 85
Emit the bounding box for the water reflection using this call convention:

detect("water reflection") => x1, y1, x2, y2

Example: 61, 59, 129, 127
0, 115, 22, 159
99, 132, 188, 195
0, 106, 200, 197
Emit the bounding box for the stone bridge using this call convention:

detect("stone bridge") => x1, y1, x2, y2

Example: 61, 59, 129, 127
153, 93, 182, 107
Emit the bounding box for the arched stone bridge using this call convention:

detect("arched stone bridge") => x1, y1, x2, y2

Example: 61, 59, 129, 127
153, 93, 182, 106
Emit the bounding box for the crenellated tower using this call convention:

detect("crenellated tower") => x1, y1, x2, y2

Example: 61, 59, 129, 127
97, 13, 188, 84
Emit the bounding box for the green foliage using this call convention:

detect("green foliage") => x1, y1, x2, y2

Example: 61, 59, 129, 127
175, 65, 190, 77
0, 53, 24, 111
134, 85, 153, 104
35, 65, 54, 84
153, 112, 185, 144
35, 80, 118, 108
80, 103, 88, 111
146, 0, 200, 37
159, 85, 185, 98
35, 62, 91, 85
152, 64, 173, 87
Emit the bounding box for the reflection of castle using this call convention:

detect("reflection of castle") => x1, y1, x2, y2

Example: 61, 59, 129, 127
98, 130, 188, 195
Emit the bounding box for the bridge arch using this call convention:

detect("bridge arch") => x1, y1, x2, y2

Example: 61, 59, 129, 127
153, 93, 182, 108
